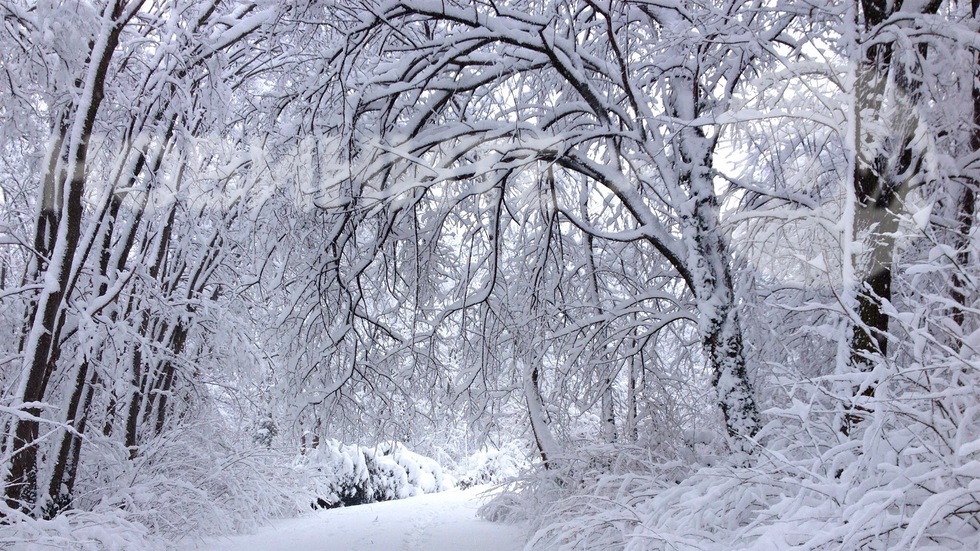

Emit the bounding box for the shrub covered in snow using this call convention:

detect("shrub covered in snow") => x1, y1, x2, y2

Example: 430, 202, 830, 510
0, 506, 160, 551
485, 362, 980, 550
75, 420, 310, 540
455, 441, 529, 490
0, 417, 311, 550
300, 440, 452, 508
379, 442, 453, 495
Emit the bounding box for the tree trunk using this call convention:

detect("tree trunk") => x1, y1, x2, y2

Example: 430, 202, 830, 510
665, 63, 760, 449
523, 361, 560, 469
950, 0, 979, 338
844, 0, 940, 434
624, 349, 641, 442
684, 154, 760, 448
45, 364, 98, 517
849, 33, 899, 369
5, 3, 129, 512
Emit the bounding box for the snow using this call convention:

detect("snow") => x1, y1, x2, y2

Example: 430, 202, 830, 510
178, 486, 526, 551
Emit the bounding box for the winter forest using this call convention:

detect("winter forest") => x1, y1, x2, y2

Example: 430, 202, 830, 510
0, 0, 978, 549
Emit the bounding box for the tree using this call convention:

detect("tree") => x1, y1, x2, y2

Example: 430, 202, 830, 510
5, 0, 145, 513
272, 0, 808, 455
1, 0, 280, 516
843, 0, 973, 433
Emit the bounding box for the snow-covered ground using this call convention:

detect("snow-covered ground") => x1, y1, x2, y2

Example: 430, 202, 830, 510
178, 486, 526, 551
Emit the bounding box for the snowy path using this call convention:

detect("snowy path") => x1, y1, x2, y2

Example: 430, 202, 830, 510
180, 486, 526, 551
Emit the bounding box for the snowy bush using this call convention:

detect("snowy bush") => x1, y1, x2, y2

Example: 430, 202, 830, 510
493, 357, 980, 550
301, 439, 374, 507
0, 506, 161, 551
377, 442, 454, 495
75, 420, 310, 540
301, 440, 452, 508
0, 417, 309, 549
455, 441, 529, 490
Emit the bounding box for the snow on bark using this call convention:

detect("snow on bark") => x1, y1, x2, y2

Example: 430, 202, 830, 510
5, 0, 134, 513
681, 182, 761, 448
669, 63, 760, 447
521, 360, 560, 469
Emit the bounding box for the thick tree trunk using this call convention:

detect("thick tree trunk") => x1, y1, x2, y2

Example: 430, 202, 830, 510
698, 246, 760, 447
684, 162, 760, 448
843, 0, 939, 434
665, 64, 760, 449
849, 37, 900, 368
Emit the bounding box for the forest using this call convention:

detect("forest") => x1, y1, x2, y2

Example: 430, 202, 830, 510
0, 0, 978, 549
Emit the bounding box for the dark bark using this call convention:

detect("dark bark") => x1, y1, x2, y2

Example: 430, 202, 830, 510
625, 354, 639, 442
527, 363, 552, 468
5, 4, 129, 512
44, 366, 98, 517
124, 326, 147, 458
950, 0, 979, 336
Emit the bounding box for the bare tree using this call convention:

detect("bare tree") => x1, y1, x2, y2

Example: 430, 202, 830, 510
274, 0, 806, 455
1, 0, 279, 515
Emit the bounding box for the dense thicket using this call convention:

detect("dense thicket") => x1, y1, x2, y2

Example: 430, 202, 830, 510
1, 0, 977, 548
